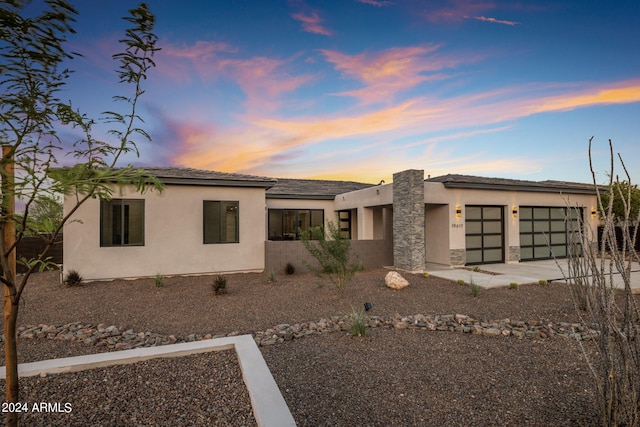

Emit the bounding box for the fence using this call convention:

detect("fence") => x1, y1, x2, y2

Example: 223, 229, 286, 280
597, 226, 640, 253
15, 235, 63, 273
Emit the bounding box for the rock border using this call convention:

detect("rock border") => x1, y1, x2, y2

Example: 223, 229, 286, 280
2, 313, 599, 351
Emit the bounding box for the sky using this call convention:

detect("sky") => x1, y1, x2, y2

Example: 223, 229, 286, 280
43, 0, 640, 184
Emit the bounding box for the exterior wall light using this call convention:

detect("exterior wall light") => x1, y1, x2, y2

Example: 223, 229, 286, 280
512, 206, 518, 217
591, 208, 597, 217
455, 205, 462, 218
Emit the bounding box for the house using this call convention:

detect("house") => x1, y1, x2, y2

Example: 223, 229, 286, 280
63, 168, 598, 280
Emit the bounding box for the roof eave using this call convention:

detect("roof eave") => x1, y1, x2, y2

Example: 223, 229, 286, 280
266, 193, 336, 200
440, 181, 597, 195
155, 177, 277, 188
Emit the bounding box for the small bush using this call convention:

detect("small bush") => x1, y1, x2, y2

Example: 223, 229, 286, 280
470, 280, 480, 297
213, 275, 227, 295
347, 306, 369, 337
423, 272, 429, 278
538, 279, 548, 286
457, 279, 465, 286
267, 271, 277, 282
285, 263, 295, 275
64, 270, 83, 286
154, 273, 165, 288
509, 282, 519, 290
473, 266, 480, 272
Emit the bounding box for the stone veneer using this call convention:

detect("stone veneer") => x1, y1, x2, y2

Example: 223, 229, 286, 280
508, 246, 521, 262
449, 249, 466, 266
393, 170, 425, 272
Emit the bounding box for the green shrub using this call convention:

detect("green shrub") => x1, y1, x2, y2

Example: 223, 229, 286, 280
285, 262, 295, 275
538, 279, 548, 286
267, 271, 277, 282
347, 306, 369, 337
64, 270, 83, 287
509, 282, 519, 290
301, 220, 362, 297
457, 279, 466, 286
154, 273, 165, 288
470, 280, 480, 297
213, 275, 227, 295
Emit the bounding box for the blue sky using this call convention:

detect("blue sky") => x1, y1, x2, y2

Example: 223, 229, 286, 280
51, 0, 640, 184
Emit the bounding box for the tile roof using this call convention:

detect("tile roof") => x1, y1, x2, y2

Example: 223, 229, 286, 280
426, 174, 597, 194
143, 167, 277, 188
266, 178, 374, 199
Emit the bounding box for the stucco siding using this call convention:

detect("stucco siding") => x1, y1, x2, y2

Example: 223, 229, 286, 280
64, 185, 267, 280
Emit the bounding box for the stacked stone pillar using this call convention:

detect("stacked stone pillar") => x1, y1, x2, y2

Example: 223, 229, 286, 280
392, 170, 425, 272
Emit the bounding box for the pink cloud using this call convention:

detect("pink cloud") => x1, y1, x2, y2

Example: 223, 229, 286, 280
155, 40, 237, 83
424, 0, 497, 23
474, 16, 519, 25
158, 40, 314, 112
291, 11, 332, 36
320, 45, 478, 104
172, 79, 640, 182
356, 0, 394, 6
423, 1, 522, 26
216, 56, 315, 112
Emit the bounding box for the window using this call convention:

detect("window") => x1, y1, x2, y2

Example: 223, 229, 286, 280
204, 201, 239, 244
268, 209, 324, 240
100, 199, 144, 246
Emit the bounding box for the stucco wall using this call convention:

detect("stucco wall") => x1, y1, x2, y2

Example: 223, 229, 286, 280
424, 181, 598, 265
64, 185, 268, 280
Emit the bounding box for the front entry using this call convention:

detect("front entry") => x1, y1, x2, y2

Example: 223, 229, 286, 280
465, 205, 504, 265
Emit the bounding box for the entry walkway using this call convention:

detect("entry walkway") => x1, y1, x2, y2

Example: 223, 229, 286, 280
426, 258, 640, 292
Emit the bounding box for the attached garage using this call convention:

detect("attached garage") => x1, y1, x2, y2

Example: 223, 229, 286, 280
519, 206, 583, 261
465, 205, 505, 265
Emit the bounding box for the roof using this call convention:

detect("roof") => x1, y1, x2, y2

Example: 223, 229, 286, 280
426, 174, 597, 195
266, 178, 373, 200
143, 167, 277, 188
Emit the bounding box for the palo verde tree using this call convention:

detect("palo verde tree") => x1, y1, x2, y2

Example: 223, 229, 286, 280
1, 1, 162, 425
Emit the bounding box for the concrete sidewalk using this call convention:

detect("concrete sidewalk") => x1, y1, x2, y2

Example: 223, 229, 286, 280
425, 259, 640, 292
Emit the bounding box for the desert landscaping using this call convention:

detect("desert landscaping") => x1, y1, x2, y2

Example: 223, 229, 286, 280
0, 267, 612, 426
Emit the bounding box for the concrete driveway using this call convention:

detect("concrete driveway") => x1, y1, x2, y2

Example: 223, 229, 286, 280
426, 258, 640, 292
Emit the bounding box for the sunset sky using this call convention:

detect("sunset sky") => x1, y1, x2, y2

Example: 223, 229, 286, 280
54, 0, 640, 184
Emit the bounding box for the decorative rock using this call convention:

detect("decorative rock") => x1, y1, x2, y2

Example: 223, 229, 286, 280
3, 308, 602, 350
385, 271, 409, 290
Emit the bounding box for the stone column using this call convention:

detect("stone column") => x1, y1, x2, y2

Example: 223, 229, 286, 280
392, 170, 425, 272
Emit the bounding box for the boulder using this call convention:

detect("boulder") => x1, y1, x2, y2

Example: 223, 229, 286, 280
385, 271, 409, 290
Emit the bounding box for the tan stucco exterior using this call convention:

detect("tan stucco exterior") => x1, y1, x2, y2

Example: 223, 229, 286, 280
64, 184, 267, 280
62, 168, 599, 280
332, 178, 598, 267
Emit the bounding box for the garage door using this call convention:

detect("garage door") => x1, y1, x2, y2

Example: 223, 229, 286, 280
465, 206, 504, 265
519, 207, 582, 261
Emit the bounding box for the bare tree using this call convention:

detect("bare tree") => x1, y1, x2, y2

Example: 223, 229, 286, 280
1, 2, 162, 425
564, 138, 640, 426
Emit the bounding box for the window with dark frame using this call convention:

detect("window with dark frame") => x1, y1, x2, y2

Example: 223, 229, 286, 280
268, 208, 324, 240
204, 201, 239, 244
100, 199, 145, 247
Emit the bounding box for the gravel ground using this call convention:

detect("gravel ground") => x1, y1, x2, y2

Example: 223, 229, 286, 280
5, 351, 255, 427
0, 268, 614, 425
